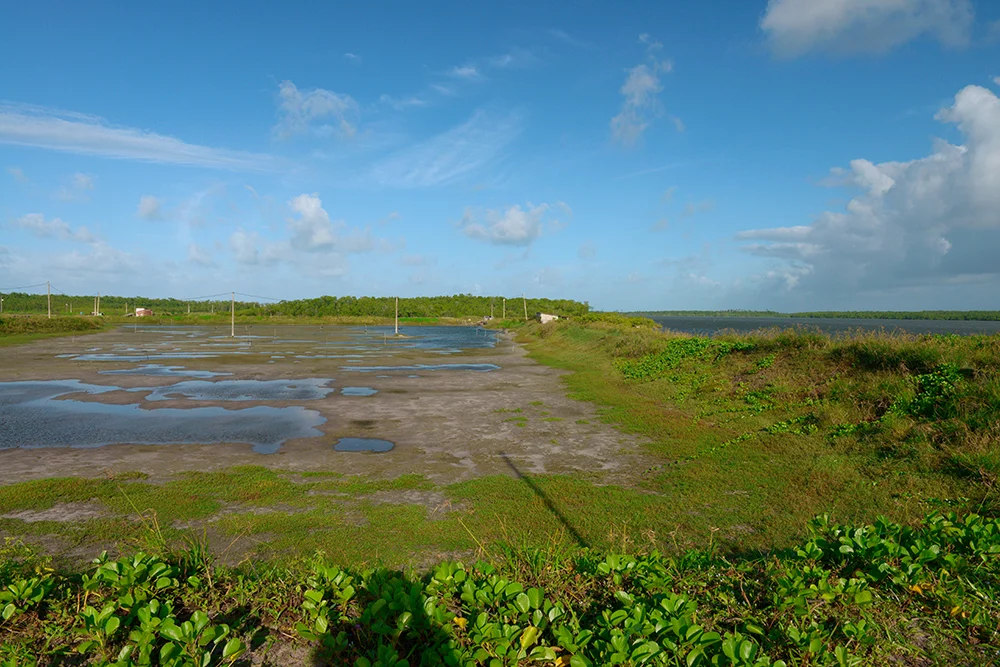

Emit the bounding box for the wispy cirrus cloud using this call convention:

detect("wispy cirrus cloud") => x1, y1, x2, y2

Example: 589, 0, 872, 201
448, 65, 483, 81
364, 110, 522, 188
0, 102, 275, 171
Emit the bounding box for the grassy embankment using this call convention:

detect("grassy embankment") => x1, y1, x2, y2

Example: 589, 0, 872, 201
0, 315, 106, 348
2, 319, 999, 663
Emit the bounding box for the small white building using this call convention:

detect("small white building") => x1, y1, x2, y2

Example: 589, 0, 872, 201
135, 307, 153, 317
536, 312, 559, 324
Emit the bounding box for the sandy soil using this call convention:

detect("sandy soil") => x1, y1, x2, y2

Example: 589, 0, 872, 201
0, 325, 653, 486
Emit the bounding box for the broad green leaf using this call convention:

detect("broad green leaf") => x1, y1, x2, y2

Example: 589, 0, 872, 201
223, 637, 245, 659
520, 626, 540, 651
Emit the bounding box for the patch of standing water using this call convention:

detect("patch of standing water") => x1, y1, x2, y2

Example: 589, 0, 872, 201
342, 363, 500, 373
334, 438, 394, 452
0, 381, 326, 454
99, 364, 233, 378
68, 353, 220, 361
139, 378, 335, 402
341, 387, 378, 396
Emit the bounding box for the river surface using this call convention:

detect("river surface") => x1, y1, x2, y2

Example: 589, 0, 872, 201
646, 316, 1000, 336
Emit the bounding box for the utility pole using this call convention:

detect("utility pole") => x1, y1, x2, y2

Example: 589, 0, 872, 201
187, 303, 190, 315
394, 296, 399, 335
1, 295, 4, 313
47, 281, 51, 319
490, 299, 494, 318
502, 298, 506, 319
523, 293, 528, 321
231, 292, 235, 338
97, 292, 101, 317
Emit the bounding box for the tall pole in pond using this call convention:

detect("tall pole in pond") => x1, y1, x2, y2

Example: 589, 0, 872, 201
522, 293, 528, 321
47, 281, 51, 319
231, 291, 235, 338
394, 296, 398, 335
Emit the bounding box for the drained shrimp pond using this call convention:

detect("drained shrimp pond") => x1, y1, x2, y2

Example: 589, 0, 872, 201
0, 324, 651, 565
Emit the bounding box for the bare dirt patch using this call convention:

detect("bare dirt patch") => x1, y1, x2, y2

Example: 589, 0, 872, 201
2, 501, 108, 523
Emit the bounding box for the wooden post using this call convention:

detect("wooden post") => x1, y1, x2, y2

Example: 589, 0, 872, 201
395, 296, 398, 335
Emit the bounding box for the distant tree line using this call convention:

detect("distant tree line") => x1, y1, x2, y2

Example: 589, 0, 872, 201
634, 310, 1000, 322
0, 292, 591, 319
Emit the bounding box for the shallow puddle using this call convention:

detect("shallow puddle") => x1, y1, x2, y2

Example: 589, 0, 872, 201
334, 437, 394, 452
0, 381, 326, 454
141, 378, 335, 402
99, 364, 232, 378
342, 363, 500, 373
69, 352, 220, 361
341, 387, 378, 396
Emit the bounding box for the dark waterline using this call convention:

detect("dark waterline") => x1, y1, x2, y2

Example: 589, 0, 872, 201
647, 316, 1000, 337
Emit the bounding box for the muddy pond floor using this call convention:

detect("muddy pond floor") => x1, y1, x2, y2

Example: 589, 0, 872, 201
0, 325, 659, 567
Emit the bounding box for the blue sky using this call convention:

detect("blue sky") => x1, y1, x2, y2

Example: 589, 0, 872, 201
2, 0, 1000, 311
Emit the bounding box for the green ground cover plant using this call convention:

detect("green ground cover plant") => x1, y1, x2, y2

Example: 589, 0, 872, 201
1, 511, 997, 665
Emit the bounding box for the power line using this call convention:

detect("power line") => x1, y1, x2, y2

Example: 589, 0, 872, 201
177, 292, 232, 301
0, 282, 47, 291
234, 291, 283, 302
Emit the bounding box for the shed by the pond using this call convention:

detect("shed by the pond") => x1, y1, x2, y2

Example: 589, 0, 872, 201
536, 313, 559, 324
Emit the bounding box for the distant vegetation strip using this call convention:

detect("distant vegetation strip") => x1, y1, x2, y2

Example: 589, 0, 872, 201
0, 315, 104, 337
0, 292, 590, 319
634, 310, 1000, 321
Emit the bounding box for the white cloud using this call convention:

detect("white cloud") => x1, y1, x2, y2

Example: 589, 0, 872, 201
736, 84, 1000, 298
286, 193, 373, 253
12, 213, 97, 243
993, 76, 1000, 86
229, 229, 289, 266
187, 243, 216, 267
487, 48, 539, 69
459, 202, 554, 247
71, 172, 94, 191
343, 52, 362, 65
137, 195, 164, 221
6, 166, 28, 183
0, 103, 273, 171
610, 35, 676, 146
681, 200, 715, 217
548, 29, 593, 49
379, 94, 429, 111
449, 66, 483, 81
578, 241, 597, 260
662, 186, 676, 202
365, 110, 521, 187
761, 0, 974, 57
274, 81, 359, 140
430, 84, 457, 97
57, 172, 96, 201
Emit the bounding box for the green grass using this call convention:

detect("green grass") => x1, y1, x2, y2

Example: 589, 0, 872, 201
0, 315, 107, 347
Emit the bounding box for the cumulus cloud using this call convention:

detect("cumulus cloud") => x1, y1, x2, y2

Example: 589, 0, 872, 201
761, 0, 975, 57
274, 81, 359, 140
286, 193, 373, 253
229, 229, 289, 266
136, 195, 164, 221
343, 52, 362, 65
736, 84, 1000, 299
0, 103, 273, 171
459, 202, 566, 247
12, 213, 96, 243
57, 172, 96, 201
610, 34, 677, 146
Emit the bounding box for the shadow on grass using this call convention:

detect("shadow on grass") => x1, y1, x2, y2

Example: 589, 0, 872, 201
499, 451, 590, 549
